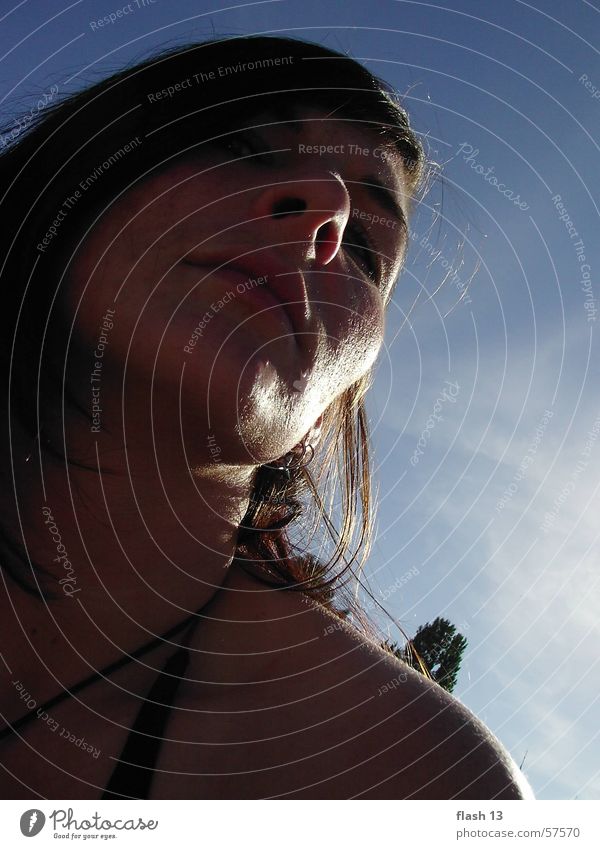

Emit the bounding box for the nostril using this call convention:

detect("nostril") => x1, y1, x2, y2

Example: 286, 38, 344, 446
316, 221, 338, 246
271, 197, 307, 218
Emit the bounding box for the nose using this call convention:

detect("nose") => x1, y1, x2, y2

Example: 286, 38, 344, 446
250, 171, 351, 267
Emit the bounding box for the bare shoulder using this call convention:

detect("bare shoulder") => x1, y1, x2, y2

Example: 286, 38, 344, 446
309, 602, 534, 800
169, 580, 533, 800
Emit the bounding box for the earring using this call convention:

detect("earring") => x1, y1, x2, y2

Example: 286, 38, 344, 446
264, 439, 315, 481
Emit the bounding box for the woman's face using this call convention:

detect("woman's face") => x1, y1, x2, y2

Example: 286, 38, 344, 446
65, 105, 409, 463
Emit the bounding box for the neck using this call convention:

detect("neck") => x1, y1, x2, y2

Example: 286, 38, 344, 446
0, 400, 258, 705
177, 559, 332, 700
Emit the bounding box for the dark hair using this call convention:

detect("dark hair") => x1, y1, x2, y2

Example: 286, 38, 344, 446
0, 35, 425, 624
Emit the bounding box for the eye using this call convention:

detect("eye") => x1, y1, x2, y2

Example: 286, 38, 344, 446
220, 130, 273, 162
344, 222, 379, 282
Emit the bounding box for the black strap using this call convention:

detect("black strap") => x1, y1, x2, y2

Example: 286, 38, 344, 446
102, 644, 191, 800
0, 611, 199, 743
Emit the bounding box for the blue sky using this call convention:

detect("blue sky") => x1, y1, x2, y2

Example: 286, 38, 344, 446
2, 0, 599, 800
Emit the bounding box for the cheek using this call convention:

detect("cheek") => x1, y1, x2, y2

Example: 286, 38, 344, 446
315, 289, 384, 398
60, 192, 198, 348
326, 282, 385, 357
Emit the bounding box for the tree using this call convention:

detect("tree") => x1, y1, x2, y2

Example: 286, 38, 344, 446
383, 617, 468, 693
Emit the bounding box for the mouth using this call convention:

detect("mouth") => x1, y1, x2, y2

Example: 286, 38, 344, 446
182, 254, 312, 350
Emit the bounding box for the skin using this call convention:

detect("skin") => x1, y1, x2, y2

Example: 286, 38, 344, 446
0, 106, 531, 799
4, 106, 407, 670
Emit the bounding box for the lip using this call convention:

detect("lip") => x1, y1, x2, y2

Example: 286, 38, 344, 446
182, 254, 311, 347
